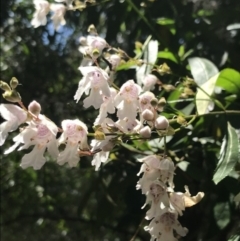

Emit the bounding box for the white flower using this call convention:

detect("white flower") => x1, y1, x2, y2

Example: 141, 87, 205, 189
57, 119, 88, 167
114, 80, 142, 121
143, 180, 169, 220
91, 118, 116, 170
159, 157, 175, 188
94, 87, 117, 125
0, 104, 27, 146
145, 209, 188, 241
107, 54, 121, 70
142, 74, 158, 91
74, 66, 111, 109
136, 155, 161, 194
79, 36, 107, 61
5, 114, 58, 170
115, 118, 142, 133
50, 4, 66, 30
31, 0, 50, 28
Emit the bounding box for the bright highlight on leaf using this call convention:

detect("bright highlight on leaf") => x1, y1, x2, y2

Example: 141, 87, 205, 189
213, 122, 239, 184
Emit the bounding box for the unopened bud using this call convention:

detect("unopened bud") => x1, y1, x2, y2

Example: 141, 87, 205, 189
0, 81, 11, 91
154, 116, 169, 130
183, 87, 195, 96
157, 63, 171, 75
162, 84, 175, 92
177, 115, 187, 125
92, 48, 100, 57
88, 24, 97, 35
150, 98, 158, 107
135, 41, 143, 49
10, 77, 19, 89
94, 130, 105, 140
28, 100, 41, 115
142, 109, 154, 121
157, 97, 166, 111
2, 90, 21, 102
139, 126, 151, 138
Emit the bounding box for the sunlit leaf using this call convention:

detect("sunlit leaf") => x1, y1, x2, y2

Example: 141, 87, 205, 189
188, 57, 219, 86
195, 73, 219, 114
216, 68, 240, 95
158, 50, 178, 63
213, 122, 239, 184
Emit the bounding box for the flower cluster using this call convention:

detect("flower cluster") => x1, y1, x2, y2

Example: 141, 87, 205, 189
137, 155, 204, 241
0, 14, 206, 239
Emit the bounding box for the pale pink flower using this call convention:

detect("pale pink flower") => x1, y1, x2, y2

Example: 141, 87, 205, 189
0, 104, 27, 146
31, 0, 50, 28
143, 180, 169, 220
115, 117, 142, 133
91, 118, 116, 170
136, 155, 161, 194
114, 80, 142, 121
139, 91, 156, 122
142, 74, 158, 91
94, 87, 117, 125
159, 157, 175, 188
57, 119, 88, 167
107, 54, 121, 70
79, 36, 107, 61
5, 114, 58, 170
74, 66, 111, 109
145, 208, 188, 241
50, 4, 66, 30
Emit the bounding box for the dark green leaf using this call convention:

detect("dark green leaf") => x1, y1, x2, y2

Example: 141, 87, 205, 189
213, 122, 239, 184
158, 50, 178, 63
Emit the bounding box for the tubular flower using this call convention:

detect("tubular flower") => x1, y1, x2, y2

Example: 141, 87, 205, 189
57, 119, 88, 167
74, 66, 111, 109
0, 104, 27, 146
4, 114, 59, 170
31, 0, 50, 28
145, 208, 188, 241
142, 74, 159, 91
114, 80, 142, 121
79, 36, 107, 61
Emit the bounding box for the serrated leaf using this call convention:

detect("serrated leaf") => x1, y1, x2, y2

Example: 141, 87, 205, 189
213, 122, 239, 184
188, 57, 219, 86
216, 68, 240, 95
195, 73, 219, 114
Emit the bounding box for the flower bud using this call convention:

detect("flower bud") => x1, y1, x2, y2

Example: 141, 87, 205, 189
139, 126, 151, 138
157, 97, 166, 112
88, 24, 97, 35
142, 109, 154, 121
94, 130, 105, 140
150, 98, 158, 107
2, 90, 21, 102
154, 116, 169, 130
10, 77, 19, 89
28, 100, 41, 115
0, 81, 11, 91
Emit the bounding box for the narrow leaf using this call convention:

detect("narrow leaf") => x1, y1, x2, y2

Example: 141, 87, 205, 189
213, 122, 239, 184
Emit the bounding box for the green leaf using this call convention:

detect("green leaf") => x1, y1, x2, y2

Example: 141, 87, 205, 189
116, 59, 138, 71
195, 73, 219, 115
188, 57, 219, 86
213, 122, 239, 184
158, 50, 178, 63
156, 18, 175, 25
216, 68, 240, 95
213, 202, 230, 229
